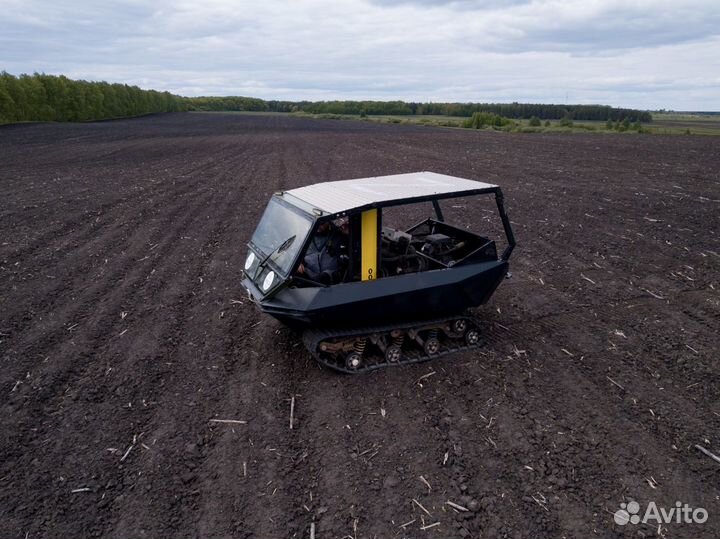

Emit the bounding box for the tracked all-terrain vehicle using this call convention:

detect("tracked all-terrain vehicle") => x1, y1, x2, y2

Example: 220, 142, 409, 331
241, 171, 516, 373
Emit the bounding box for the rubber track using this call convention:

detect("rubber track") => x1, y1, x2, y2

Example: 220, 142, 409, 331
302, 314, 486, 374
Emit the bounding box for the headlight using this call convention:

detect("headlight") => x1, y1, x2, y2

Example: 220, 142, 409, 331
244, 252, 256, 270
262, 271, 275, 291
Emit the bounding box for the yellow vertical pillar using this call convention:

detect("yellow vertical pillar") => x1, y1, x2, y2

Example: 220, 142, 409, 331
361, 209, 378, 281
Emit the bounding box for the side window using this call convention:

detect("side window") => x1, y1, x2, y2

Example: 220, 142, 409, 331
294, 218, 351, 285
441, 194, 507, 255
379, 202, 436, 277
381, 201, 435, 232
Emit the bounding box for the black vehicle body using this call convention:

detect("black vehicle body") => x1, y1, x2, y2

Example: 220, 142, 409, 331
243, 257, 508, 327
241, 172, 515, 329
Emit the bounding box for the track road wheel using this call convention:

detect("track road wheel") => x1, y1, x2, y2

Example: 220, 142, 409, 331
424, 337, 440, 355
465, 329, 480, 346
385, 344, 402, 363
345, 352, 362, 370
452, 319, 468, 334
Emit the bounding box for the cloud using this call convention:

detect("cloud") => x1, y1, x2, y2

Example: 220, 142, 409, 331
0, 0, 718, 109
367, 0, 531, 9
496, 0, 720, 52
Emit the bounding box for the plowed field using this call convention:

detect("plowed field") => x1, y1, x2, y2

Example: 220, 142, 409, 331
1, 113, 719, 538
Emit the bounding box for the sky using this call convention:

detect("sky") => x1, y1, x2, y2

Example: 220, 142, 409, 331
1, 0, 719, 110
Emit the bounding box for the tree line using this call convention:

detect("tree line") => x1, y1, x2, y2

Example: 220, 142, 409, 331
420, 101, 652, 122
0, 72, 185, 124
184, 97, 414, 116
186, 97, 651, 122
0, 71, 651, 124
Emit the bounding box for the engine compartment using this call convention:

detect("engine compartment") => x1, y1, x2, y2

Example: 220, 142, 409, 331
380, 219, 497, 277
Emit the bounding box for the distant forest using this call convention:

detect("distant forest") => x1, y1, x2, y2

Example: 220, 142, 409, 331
186, 96, 653, 122
0, 72, 652, 124
0, 72, 185, 124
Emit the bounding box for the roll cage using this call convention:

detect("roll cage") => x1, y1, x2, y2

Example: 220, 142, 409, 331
245, 186, 515, 298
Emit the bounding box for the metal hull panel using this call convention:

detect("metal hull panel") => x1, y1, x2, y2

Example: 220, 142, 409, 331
247, 260, 508, 328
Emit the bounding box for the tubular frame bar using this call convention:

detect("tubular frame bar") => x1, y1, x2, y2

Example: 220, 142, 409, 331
494, 188, 516, 261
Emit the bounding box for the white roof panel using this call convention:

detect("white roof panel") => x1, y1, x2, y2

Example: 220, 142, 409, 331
284, 171, 497, 214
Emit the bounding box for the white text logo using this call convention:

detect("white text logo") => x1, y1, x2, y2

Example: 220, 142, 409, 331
614, 501, 708, 526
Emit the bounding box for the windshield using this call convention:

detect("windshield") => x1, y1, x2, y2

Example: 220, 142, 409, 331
249, 198, 313, 275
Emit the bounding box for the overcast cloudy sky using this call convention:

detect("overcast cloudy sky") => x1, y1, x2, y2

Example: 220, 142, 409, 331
1, 0, 719, 110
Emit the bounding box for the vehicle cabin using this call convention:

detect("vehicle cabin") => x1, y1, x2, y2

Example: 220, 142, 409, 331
243, 171, 515, 301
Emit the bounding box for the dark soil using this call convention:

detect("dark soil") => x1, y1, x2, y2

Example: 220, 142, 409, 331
1, 113, 719, 539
